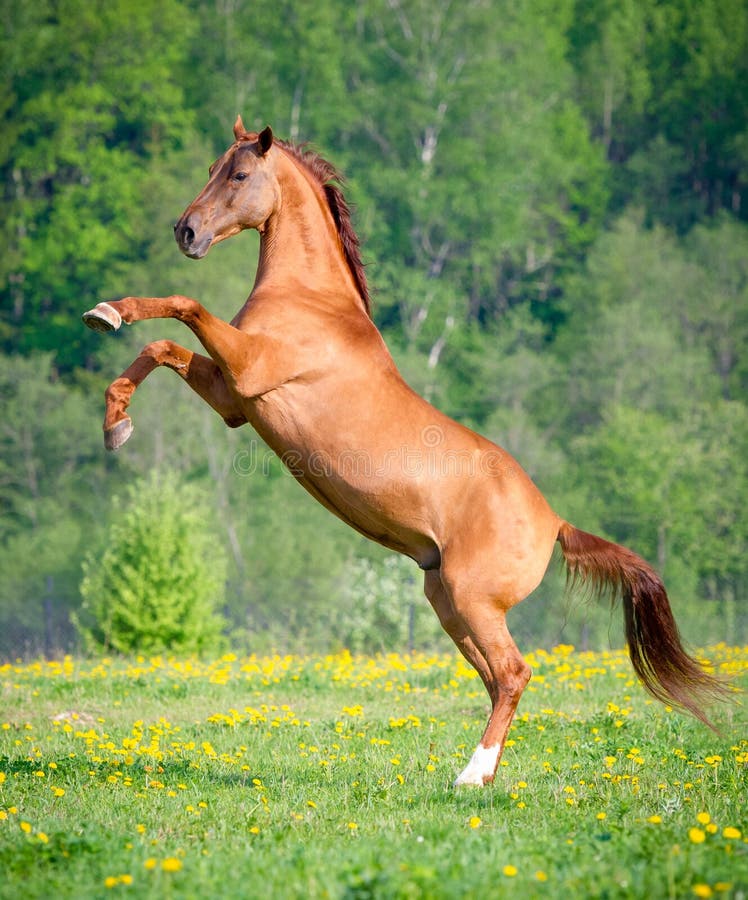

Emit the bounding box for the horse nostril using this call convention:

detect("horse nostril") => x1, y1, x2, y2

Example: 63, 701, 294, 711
174, 216, 209, 258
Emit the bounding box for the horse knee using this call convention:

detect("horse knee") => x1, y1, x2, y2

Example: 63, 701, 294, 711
140, 339, 176, 361
169, 294, 202, 323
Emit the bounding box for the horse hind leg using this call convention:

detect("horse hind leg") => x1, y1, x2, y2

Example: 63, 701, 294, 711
425, 569, 531, 786
450, 597, 531, 787
424, 571, 497, 705
102, 340, 245, 450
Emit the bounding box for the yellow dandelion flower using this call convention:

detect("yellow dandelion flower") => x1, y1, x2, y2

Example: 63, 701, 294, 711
535, 871, 548, 882
688, 827, 706, 844
0, 812, 7, 821
503, 865, 517, 877
692, 885, 712, 898
120, 875, 133, 885
469, 816, 482, 829
347, 822, 358, 831
37, 832, 49, 843
104, 877, 118, 889
0, 772, 5, 784
143, 858, 157, 870
596, 812, 607, 821
723, 827, 741, 840
249, 826, 260, 835
706, 823, 718, 834
20, 821, 32, 834
697, 812, 711, 825
161, 857, 182, 873
647, 815, 662, 824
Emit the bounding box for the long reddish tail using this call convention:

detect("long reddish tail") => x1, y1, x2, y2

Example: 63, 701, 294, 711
557, 521, 730, 729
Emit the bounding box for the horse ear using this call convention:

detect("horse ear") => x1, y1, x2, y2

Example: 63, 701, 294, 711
233, 115, 246, 141
258, 125, 273, 156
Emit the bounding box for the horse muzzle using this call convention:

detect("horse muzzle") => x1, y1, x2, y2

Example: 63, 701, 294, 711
174, 215, 212, 259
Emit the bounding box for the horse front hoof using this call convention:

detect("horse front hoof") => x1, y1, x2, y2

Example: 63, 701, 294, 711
82, 303, 122, 333
104, 417, 133, 451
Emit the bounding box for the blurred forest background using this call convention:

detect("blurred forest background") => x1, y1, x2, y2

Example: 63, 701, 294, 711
1, 0, 746, 657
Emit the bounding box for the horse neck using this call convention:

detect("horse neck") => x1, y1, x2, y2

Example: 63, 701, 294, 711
252, 151, 364, 312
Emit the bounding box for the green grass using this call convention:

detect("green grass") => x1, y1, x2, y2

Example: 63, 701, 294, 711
1, 646, 746, 899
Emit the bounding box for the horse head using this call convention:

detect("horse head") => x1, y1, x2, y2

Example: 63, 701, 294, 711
174, 117, 277, 258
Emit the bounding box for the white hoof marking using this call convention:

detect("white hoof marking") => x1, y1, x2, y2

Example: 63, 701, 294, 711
454, 743, 501, 787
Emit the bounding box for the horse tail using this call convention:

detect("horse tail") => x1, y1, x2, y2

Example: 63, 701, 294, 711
556, 521, 730, 729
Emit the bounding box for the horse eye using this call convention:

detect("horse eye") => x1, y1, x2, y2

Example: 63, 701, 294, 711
232, 172, 248, 182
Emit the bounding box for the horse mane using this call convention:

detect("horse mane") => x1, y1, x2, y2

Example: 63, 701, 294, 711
275, 139, 371, 316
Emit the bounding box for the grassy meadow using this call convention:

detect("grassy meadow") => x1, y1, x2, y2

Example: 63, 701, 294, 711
1, 645, 746, 899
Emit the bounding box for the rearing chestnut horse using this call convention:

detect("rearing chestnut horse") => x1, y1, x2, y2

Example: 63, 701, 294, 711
83, 117, 726, 786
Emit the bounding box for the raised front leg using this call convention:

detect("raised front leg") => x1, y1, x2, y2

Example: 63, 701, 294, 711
100, 340, 246, 450
83, 295, 254, 377
83, 295, 208, 331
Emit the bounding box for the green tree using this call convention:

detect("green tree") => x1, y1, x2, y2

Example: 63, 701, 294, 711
0, 352, 105, 655
681, 217, 748, 401
77, 471, 227, 654
568, 403, 747, 643
345, 0, 608, 335
569, 0, 748, 229
549, 214, 748, 641
223, 450, 352, 651
684, 400, 748, 639
0, 0, 195, 369
554, 213, 720, 429
332, 553, 443, 654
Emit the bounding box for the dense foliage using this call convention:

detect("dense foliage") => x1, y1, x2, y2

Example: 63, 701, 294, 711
0, 0, 746, 655
76, 472, 226, 654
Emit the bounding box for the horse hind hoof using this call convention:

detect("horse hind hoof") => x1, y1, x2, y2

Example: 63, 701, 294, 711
82, 303, 122, 333
104, 417, 133, 451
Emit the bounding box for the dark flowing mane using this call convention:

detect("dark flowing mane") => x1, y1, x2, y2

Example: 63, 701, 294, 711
275, 139, 371, 316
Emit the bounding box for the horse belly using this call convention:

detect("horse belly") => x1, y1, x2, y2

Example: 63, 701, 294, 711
296, 469, 442, 569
